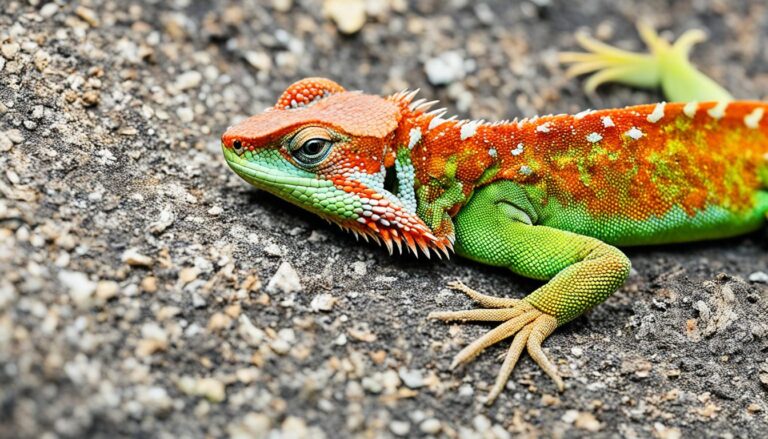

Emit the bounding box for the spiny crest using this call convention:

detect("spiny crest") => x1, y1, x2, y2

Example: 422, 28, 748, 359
275, 77, 346, 110
389, 87, 531, 134
336, 219, 454, 260
388, 88, 443, 115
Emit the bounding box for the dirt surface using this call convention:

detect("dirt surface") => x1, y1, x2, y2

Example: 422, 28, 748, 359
3, 1, 768, 438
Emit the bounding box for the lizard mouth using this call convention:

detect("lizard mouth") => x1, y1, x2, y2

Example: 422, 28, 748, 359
222, 145, 453, 258
222, 145, 332, 191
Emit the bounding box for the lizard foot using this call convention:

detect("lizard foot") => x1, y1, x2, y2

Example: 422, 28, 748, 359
559, 22, 707, 95
428, 280, 563, 405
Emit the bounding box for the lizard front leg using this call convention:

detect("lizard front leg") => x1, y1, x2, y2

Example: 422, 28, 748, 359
429, 181, 631, 404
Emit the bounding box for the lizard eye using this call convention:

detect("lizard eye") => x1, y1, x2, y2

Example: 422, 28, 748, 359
290, 127, 333, 166
295, 138, 331, 162
233, 139, 244, 154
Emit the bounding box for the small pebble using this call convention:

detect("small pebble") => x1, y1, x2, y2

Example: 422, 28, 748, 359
75, 6, 100, 27
122, 249, 153, 267
58, 270, 96, 308
174, 71, 203, 91
749, 271, 768, 283
420, 418, 442, 434
398, 367, 424, 389
141, 276, 158, 293
6, 129, 23, 144
310, 293, 337, 312
238, 314, 265, 347
40, 3, 59, 18
324, 0, 366, 34
266, 261, 303, 294
389, 420, 410, 437
180, 377, 226, 403
1, 42, 20, 60
425, 51, 466, 85
95, 280, 119, 302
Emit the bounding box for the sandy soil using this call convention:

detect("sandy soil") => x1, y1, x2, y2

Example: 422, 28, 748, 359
2, 1, 768, 437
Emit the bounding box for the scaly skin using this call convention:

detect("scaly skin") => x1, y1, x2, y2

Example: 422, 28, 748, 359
221, 27, 768, 404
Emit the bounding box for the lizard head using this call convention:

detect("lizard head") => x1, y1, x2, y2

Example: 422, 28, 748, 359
221, 77, 451, 257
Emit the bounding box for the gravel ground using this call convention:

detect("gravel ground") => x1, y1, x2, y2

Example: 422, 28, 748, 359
2, 1, 768, 438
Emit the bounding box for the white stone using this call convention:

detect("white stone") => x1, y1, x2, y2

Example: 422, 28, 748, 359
389, 420, 410, 437
310, 293, 337, 312
137, 386, 173, 413
425, 51, 466, 86
177, 106, 194, 123
122, 248, 153, 267
148, 207, 175, 234
195, 377, 226, 402
59, 270, 96, 308
238, 315, 265, 347
420, 418, 442, 434
175, 71, 203, 91
325, 0, 366, 35
398, 367, 424, 388
266, 261, 303, 293
749, 271, 768, 283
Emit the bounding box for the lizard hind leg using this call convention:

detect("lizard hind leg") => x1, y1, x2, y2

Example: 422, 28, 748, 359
429, 281, 563, 404
429, 181, 631, 403
559, 22, 732, 102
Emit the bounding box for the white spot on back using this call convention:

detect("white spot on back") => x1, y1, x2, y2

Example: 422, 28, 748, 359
683, 102, 698, 118
408, 127, 421, 149
647, 102, 666, 123
707, 101, 728, 120
744, 107, 764, 129
488, 148, 497, 157
511, 142, 524, 156
460, 121, 478, 140
519, 165, 533, 176
586, 132, 602, 143
536, 122, 552, 133
601, 116, 614, 127
625, 127, 644, 140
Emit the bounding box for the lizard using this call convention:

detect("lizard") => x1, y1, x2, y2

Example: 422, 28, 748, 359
221, 25, 768, 404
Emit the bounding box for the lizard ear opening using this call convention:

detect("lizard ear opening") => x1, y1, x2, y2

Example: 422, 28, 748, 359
275, 78, 346, 110
383, 163, 398, 194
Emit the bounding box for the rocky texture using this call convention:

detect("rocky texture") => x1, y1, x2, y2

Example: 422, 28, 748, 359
2, 0, 768, 438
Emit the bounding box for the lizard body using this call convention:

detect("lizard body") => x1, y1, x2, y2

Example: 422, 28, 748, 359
222, 27, 768, 403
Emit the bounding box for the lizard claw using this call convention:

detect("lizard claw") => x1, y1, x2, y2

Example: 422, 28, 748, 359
429, 281, 564, 404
